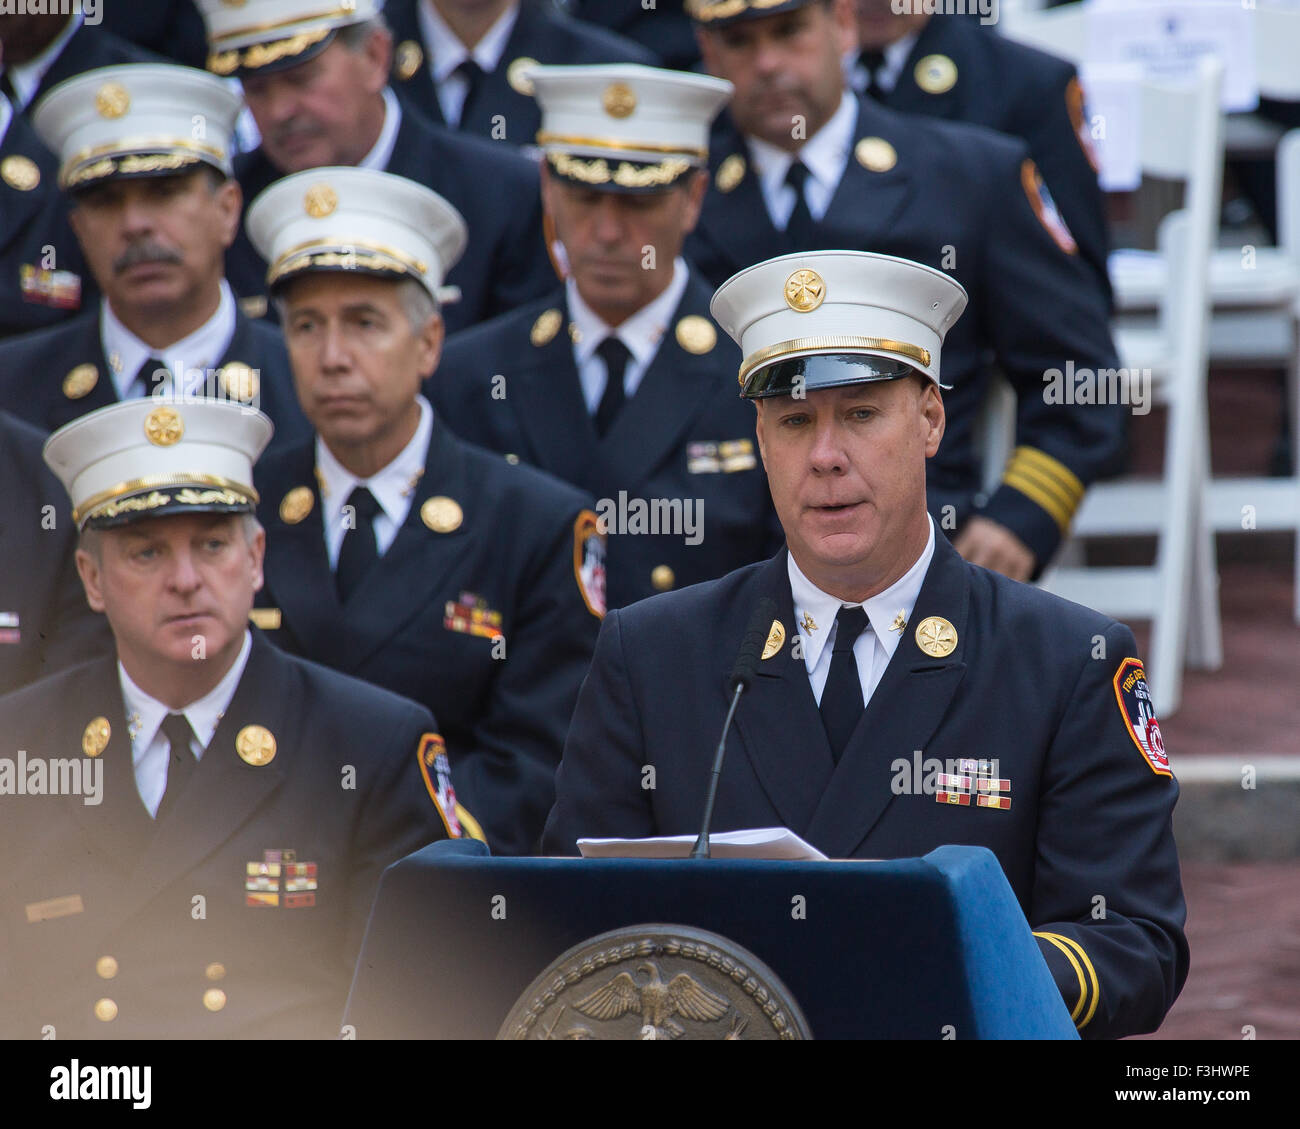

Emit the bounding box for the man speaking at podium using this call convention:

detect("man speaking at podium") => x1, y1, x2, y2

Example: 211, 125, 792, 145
543, 251, 1188, 1039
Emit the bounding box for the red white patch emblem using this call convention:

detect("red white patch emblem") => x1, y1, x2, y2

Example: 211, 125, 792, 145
1113, 658, 1171, 776
417, 733, 463, 837
1020, 159, 1078, 256
573, 509, 607, 618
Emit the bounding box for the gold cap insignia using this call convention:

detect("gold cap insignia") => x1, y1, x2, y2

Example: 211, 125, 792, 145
218, 361, 259, 402
421, 496, 463, 533
95, 82, 130, 119
602, 82, 637, 118
63, 363, 99, 400
761, 619, 786, 660
530, 307, 562, 347
82, 716, 111, 757
675, 315, 717, 355
279, 486, 314, 525
507, 56, 539, 96
395, 39, 424, 82
248, 607, 282, 631
144, 405, 184, 446
235, 724, 276, 767
238, 295, 269, 319
715, 153, 745, 193
915, 616, 957, 658
784, 268, 825, 313
915, 54, 958, 95
855, 137, 898, 173
94, 997, 118, 1022
1, 154, 40, 191
650, 564, 675, 592
304, 183, 338, 218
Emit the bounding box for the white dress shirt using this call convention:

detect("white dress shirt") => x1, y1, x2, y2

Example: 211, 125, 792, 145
747, 91, 858, 230
567, 257, 689, 414
316, 394, 434, 568
0, 94, 12, 149
845, 32, 919, 97
789, 515, 936, 708
359, 87, 403, 170
121, 629, 253, 818
0, 13, 82, 111
418, 0, 520, 126
101, 281, 238, 400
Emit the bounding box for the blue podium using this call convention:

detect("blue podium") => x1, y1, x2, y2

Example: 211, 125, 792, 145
344, 841, 1077, 1039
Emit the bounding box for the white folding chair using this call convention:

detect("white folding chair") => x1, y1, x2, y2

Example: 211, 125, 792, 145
1038, 59, 1227, 717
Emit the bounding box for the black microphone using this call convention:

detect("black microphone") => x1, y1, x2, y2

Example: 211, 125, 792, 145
690, 597, 777, 859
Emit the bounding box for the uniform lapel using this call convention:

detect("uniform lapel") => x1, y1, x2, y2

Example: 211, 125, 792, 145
592, 274, 731, 493
0, 117, 54, 241
882, 18, 963, 120
731, 552, 837, 835
696, 118, 787, 276
386, 0, 447, 127
331, 415, 475, 672
504, 296, 598, 486
259, 440, 343, 664
118, 635, 292, 917
818, 96, 917, 244
804, 533, 971, 857
47, 312, 119, 431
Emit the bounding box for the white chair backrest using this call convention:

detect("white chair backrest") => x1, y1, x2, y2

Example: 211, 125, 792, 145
996, 4, 1086, 61
1255, 5, 1300, 100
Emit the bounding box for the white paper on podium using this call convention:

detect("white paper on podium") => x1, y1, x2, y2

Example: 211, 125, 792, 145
577, 826, 828, 860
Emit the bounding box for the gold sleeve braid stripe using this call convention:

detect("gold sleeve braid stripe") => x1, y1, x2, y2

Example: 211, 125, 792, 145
1001, 446, 1085, 534
1034, 930, 1100, 1030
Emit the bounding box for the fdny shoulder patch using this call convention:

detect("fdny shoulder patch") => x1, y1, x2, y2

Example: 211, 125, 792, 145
573, 509, 607, 618
1020, 159, 1078, 256
1113, 658, 1171, 777
417, 733, 463, 838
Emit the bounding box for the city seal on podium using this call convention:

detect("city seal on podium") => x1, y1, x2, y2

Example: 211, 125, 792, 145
497, 924, 811, 1040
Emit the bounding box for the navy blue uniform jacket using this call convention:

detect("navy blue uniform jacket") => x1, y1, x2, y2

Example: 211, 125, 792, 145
0, 632, 453, 1038
543, 534, 1189, 1039
0, 304, 310, 449
384, 0, 654, 145
253, 415, 602, 856
0, 410, 112, 696
432, 273, 783, 609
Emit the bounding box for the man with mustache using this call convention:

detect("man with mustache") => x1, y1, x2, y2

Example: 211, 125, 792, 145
196, 0, 554, 335
684, 0, 1122, 582
543, 249, 1188, 1040
0, 64, 308, 448
433, 64, 782, 609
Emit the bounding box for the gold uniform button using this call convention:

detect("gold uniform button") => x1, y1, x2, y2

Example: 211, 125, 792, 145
205, 962, 226, 981
203, 988, 227, 1012
95, 955, 118, 980
505, 453, 520, 465
651, 565, 675, 592
94, 998, 118, 1022
855, 137, 898, 173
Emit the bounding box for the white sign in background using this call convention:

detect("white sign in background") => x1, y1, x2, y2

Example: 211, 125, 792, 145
1084, 0, 1258, 112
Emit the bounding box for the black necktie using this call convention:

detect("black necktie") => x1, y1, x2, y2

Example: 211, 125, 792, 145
134, 356, 169, 399
594, 336, 631, 438
859, 48, 887, 100
784, 160, 817, 251
336, 485, 382, 603
156, 713, 197, 822
819, 606, 870, 761
454, 58, 486, 127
